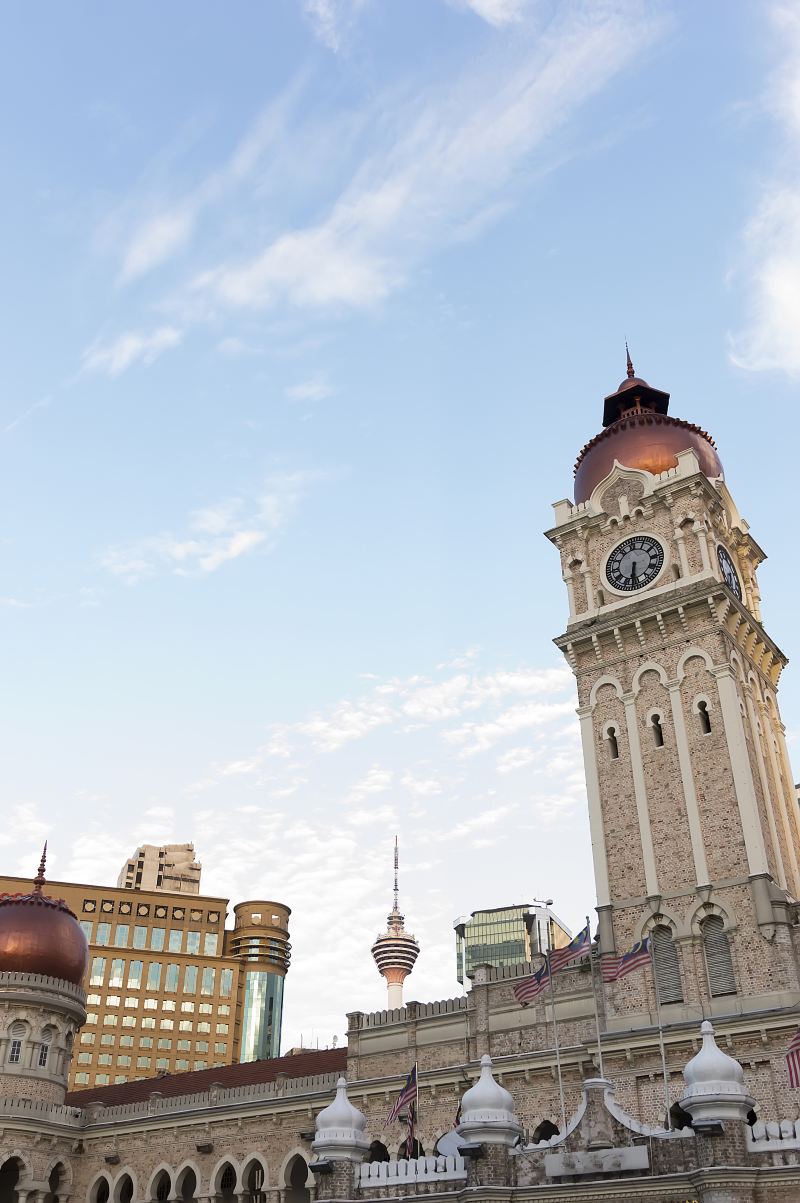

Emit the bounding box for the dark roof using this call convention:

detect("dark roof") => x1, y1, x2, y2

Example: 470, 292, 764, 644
65, 1046, 347, 1107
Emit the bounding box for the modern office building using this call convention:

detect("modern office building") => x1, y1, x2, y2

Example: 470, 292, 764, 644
0, 868, 290, 1090
117, 843, 202, 894
453, 903, 571, 984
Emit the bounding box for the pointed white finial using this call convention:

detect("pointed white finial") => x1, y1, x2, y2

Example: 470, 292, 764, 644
312, 1077, 369, 1162
457, 1054, 522, 1147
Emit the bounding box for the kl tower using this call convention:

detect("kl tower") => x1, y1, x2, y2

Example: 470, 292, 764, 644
371, 838, 420, 1009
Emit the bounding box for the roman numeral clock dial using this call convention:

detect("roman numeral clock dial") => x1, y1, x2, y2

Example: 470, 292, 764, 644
717, 544, 742, 601
605, 535, 665, 592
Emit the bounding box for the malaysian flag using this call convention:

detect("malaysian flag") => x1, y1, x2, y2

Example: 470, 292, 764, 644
387, 1063, 418, 1124
548, 923, 591, 973
787, 1028, 800, 1089
406, 1100, 416, 1157
601, 937, 651, 984
512, 960, 551, 1006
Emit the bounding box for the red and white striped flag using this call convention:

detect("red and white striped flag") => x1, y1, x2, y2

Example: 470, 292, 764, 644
601, 937, 651, 984
786, 1028, 800, 1088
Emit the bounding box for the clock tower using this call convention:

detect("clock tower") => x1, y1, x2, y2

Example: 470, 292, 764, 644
546, 356, 800, 1025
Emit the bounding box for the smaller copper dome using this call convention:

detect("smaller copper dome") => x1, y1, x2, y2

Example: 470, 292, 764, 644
0, 848, 88, 985
574, 411, 723, 504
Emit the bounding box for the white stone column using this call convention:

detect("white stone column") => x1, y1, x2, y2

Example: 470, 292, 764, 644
774, 714, 800, 894
622, 692, 659, 897
760, 702, 800, 897
712, 666, 770, 877
579, 708, 610, 908
745, 692, 788, 890
667, 681, 709, 886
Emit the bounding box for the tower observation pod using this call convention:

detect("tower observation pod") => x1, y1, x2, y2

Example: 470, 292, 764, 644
370, 839, 419, 1009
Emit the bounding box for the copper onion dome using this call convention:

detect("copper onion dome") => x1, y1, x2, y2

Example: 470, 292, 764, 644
0, 845, 89, 985
573, 350, 723, 503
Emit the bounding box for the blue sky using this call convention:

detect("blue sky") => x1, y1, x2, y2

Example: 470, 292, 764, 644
2, 0, 800, 1049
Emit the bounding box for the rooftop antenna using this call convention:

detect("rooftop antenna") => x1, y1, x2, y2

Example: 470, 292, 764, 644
33, 841, 47, 893
625, 339, 635, 379
393, 835, 399, 913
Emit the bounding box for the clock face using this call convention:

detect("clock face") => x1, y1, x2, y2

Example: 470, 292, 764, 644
717, 545, 742, 600
605, 535, 665, 592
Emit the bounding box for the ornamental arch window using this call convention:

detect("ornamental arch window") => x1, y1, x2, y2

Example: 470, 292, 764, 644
115, 1176, 134, 1203
218, 1164, 236, 1201
367, 1142, 389, 1164
0, 1158, 26, 1203
151, 1171, 171, 1203
702, 915, 736, 997
242, 1160, 267, 1203
696, 699, 712, 734
651, 924, 683, 1005
649, 712, 665, 748
284, 1157, 309, 1203
605, 726, 619, 761
90, 1178, 110, 1203
8, 1019, 27, 1064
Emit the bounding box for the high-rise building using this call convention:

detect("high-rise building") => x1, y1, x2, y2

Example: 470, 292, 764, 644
370, 840, 419, 1008
0, 867, 290, 1090
117, 843, 202, 894
453, 903, 571, 985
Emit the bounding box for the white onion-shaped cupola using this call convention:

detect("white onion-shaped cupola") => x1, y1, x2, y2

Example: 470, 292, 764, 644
312, 1078, 370, 1162
679, 1021, 754, 1125
457, 1055, 522, 1146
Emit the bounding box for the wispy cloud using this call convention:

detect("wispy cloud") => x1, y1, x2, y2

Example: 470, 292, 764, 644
285, 374, 336, 402
100, 471, 319, 583
82, 326, 182, 377
120, 210, 195, 282
185, 2, 663, 315
452, 0, 530, 27
730, 5, 800, 374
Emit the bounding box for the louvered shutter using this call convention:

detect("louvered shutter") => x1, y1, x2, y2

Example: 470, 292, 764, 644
702, 916, 736, 997
652, 925, 683, 1004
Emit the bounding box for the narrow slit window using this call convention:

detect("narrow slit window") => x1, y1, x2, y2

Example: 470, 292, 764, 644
698, 701, 711, 734
651, 714, 665, 747
606, 727, 619, 760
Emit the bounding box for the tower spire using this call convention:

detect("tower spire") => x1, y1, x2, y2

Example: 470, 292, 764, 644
33, 841, 47, 894
625, 340, 635, 380
393, 835, 399, 913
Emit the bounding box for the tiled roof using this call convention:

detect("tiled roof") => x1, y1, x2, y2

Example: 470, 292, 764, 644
65, 1047, 348, 1107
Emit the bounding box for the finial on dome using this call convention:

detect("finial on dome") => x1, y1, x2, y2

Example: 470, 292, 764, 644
679, 1020, 754, 1126
33, 842, 48, 894
625, 340, 635, 380
457, 1053, 522, 1147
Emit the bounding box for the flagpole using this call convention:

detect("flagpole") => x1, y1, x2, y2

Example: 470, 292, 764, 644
546, 948, 567, 1134
586, 915, 604, 1079
413, 1059, 418, 1155
652, 971, 671, 1130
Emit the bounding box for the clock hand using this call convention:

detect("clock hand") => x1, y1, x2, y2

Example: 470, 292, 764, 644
631, 560, 638, 583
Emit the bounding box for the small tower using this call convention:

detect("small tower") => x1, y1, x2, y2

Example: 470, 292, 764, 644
0, 845, 88, 1103
370, 839, 419, 1008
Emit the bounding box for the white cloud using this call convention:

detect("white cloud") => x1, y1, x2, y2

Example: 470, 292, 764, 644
120, 210, 195, 282
452, 0, 529, 27
286, 375, 335, 402
730, 6, 800, 374
100, 471, 318, 583
81, 326, 182, 377
191, 3, 664, 315
303, 0, 344, 51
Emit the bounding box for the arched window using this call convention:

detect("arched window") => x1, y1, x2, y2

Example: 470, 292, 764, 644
367, 1142, 390, 1163
218, 1165, 236, 1201
91, 1179, 110, 1203
0, 1159, 24, 1203
242, 1161, 265, 1203
702, 916, 736, 997
650, 713, 665, 748
531, 1119, 559, 1144
39, 1024, 55, 1069
284, 1158, 309, 1203
8, 1020, 27, 1064
151, 1171, 170, 1203
116, 1175, 134, 1203
669, 1101, 693, 1131
697, 701, 711, 734
652, 925, 683, 1004
398, 1138, 424, 1159
44, 1162, 64, 1203
606, 727, 619, 761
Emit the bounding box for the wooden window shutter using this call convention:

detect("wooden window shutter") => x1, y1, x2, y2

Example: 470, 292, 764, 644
702, 916, 736, 997
652, 925, 683, 1004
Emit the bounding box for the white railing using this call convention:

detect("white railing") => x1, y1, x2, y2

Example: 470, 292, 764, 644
748, 1119, 800, 1151
358, 1155, 466, 1187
